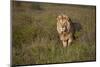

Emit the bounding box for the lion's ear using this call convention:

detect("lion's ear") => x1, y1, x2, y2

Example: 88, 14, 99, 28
56, 16, 59, 21
66, 16, 71, 22
57, 15, 61, 22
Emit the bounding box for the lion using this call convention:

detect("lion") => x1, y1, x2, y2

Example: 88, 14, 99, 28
57, 14, 75, 47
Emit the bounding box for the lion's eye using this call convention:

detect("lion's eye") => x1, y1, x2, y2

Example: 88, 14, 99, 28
64, 23, 67, 25
63, 17, 66, 20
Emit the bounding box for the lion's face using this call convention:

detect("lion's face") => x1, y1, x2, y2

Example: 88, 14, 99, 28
57, 15, 69, 32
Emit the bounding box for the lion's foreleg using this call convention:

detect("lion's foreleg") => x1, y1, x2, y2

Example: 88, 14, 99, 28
62, 40, 67, 47
68, 38, 73, 46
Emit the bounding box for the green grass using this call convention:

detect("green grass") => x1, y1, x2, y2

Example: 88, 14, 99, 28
12, 1, 96, 65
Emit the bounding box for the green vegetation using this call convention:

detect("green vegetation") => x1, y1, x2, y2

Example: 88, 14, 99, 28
12, 1, 96, 65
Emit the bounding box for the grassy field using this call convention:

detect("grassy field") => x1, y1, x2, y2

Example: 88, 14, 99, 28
12, 1, 96, 65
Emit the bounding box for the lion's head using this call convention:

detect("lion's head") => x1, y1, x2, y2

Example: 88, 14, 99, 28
57, 15, 71, 33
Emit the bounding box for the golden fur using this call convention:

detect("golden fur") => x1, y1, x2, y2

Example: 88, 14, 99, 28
57, 15, 75, 47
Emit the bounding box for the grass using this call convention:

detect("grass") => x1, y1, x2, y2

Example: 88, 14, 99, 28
12, 1, 96, 65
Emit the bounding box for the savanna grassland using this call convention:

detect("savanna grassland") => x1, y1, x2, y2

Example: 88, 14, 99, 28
12, 1, 96, 65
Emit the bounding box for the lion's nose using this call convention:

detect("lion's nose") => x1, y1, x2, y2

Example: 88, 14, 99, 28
60, 28, 65, 32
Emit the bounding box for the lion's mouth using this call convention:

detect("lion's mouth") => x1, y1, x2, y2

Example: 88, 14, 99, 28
60, 28, 65, 32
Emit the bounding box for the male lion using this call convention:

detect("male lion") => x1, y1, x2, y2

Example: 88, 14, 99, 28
57, 14, 75, 47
